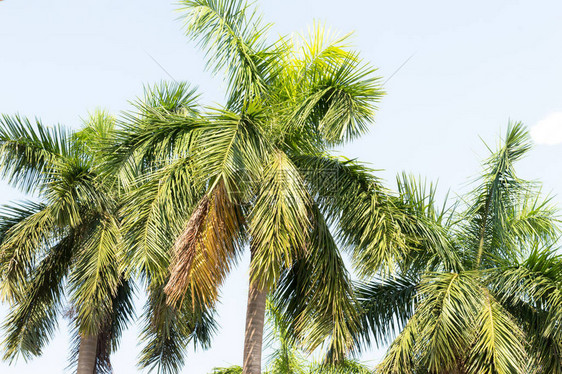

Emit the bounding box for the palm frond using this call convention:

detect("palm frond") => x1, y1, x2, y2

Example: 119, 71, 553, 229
309, 358, 372, 374
67, 278, 135, 374
354, 273, 419, 349
165, 180, 245, 308
74, 110, 117, 167
69, 215, 123, 335
138, 282, 216, 374
462, 122, 535, 268
249, 151, 311, 290
375, 312, 419, 374
178, 0, 277, 106
465, 291, 527, 374
395, 173, 460, 272
102, 278, 136, 364
2, 228, 76, 362
490, 247, 562, 372
0, 114, 71, 194
121, 156, 201, 283
416, 272, 481, 372
45, 155, 107, 226
507, 191, 560, 249
273, 205, 357, 362
263, 300, 307, 374
287, 51, 382, 146
108, 82, 202, 178
0, 202, 59, 300
192, 105, 268, 196
293, 154, 451, 276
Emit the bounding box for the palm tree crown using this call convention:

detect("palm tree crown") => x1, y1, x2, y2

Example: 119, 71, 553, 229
0, 111, 213, 374
108, 1, 445, 373
0, 112, 133, 372
354, 123, 562, 374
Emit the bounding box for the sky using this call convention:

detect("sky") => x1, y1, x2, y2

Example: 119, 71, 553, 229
1, 0, 562, 372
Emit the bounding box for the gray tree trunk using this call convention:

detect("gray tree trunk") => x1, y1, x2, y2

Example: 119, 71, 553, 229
76, 334, 97, 374
242, 279, 267, 374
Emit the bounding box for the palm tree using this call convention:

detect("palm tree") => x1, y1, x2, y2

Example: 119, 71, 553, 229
0, 111, 130, 373
0, 112, 213, 374
109, 1, 447, 373
353, 123, 562, 374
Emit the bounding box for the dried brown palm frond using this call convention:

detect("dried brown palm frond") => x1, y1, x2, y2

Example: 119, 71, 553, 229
166, 180, 245, 308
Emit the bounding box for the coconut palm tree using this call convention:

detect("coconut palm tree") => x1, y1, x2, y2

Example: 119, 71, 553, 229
352, 123, 562, 374
0, 112, 213, 374
109, 1, 450, 373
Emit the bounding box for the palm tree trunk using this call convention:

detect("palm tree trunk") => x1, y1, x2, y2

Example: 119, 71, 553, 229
77, 334, 97, 374
242, 279, 267, 374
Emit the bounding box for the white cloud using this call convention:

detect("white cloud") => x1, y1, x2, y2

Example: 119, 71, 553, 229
530, 112, 562, 145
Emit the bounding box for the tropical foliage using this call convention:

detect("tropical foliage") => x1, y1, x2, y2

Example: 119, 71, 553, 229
0, 0, 558, 373
108, 0, 457, 370
105, 0, 420, 372
0, 112, 132, 372
0, 112, 213, 373
353, 123, 562, 374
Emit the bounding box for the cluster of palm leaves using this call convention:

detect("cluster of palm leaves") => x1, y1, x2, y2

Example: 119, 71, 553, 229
0, 0, 560, 374
0, 112, 134, 373
0, 111, 214, 374
353, 123, 562, 374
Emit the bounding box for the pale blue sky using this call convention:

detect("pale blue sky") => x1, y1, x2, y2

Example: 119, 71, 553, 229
1, 0, 562, 373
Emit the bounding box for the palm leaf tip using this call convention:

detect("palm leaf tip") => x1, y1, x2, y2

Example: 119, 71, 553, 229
0, 114, 72, 194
